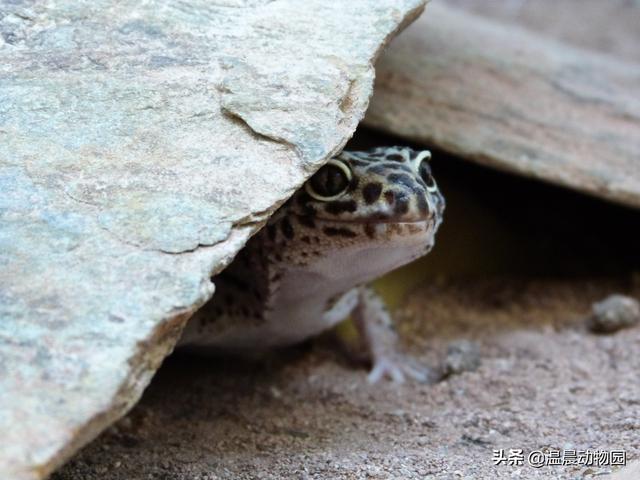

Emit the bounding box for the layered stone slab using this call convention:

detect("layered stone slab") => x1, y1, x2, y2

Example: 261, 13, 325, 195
366, 3, 640, 209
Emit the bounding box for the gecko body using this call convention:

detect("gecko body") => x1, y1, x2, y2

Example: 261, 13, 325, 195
180, 147, 445, 382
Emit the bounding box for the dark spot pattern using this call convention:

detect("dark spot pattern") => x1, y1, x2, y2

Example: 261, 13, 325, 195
386, 153, 405, 162
221, 273, 249, 291
370, 211, 389, 221
322, 227, 357, 238
364, 224, 376, 239
325, 200, 357, 215
384, 191, 395, 205
298, 215, 316, 229
394, 196, 410, 215
302, 203, 317, 216
297, 192, 312, 205
281, 218, 294, 239
267, 224, 277, 241
362, 182, 382, 204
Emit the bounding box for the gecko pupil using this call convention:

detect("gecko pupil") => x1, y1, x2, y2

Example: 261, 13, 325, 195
309, 163, 349, 198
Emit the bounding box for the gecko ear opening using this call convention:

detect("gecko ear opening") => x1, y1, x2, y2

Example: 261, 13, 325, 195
305, 159, 352, 201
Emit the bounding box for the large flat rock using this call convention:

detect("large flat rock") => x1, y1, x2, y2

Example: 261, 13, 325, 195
365, 3, 640, 209
0, 1, 425, 478
449, 0, 640, 64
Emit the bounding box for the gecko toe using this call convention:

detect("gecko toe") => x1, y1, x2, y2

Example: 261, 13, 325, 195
367, 356, 438, 384
367, 359, 405, 384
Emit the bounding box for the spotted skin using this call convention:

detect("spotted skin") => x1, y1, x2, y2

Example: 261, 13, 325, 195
180, 147, 445, 383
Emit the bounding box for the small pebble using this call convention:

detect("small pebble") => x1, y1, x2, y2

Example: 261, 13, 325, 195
587, 294, 640, 334
441, 340, 481, 378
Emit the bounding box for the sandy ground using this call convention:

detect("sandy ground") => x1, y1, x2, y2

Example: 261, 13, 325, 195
52, 275, 640, 480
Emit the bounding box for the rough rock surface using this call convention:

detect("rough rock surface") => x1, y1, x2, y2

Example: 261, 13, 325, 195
365, 2, 640, 209
449, 0, 640, 64
0, 1, 425, 478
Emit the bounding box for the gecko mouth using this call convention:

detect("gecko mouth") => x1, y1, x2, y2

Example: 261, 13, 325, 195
298, 215, 439, 239
303, 215, 437, 227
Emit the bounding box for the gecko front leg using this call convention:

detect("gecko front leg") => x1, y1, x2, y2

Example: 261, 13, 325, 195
352, 287, 434, 384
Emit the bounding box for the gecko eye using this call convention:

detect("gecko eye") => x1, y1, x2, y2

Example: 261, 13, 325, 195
418, 153, 438, 193
305, 159, 352, 201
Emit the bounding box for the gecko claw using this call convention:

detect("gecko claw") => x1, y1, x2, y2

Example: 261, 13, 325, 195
367, 356, 436, 384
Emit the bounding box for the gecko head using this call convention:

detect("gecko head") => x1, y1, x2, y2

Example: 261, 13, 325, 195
264, 147, 446, 285
289, 147, 445, 241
